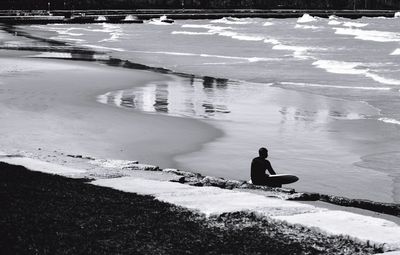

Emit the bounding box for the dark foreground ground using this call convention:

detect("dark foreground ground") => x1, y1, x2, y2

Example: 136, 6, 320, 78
0, 162, 382, 254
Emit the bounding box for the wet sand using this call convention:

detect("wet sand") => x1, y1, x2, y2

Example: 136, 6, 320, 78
0, 52, 222, 169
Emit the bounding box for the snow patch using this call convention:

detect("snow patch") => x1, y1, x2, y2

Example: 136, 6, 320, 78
0, 157, 85, 177
92, 177, 319, 216
274, 210, 400, 251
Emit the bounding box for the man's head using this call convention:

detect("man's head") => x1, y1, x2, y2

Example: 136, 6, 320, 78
259, 147, 268, 158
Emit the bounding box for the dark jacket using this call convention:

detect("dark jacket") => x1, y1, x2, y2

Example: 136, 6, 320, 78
251, 157, 276, 185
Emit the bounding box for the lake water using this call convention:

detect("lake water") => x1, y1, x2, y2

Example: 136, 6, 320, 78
25, 14, 400, 202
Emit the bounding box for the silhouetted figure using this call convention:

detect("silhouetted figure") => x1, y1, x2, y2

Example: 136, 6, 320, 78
251, 147, 281, 187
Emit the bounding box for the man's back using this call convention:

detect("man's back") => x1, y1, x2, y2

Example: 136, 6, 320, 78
251, 157, 272, 185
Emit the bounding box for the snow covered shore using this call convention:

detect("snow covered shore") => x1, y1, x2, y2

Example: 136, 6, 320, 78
1, 152, 400, 253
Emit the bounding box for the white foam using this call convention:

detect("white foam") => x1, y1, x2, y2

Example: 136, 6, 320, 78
124, 15, 139, 21
148, 19, 172, 25
230, 34, 264, 41
342, 22, 368, 28
280, 81, 392, 91
274, 211, 400, 250
0, 157, 85, 177
295, 24, 321, 30
297, 14, 318, 23
211, 17, 254, 25
312, 60, 400, 85
263, 21, 274, 26
313, 60, 366, 75
172, 31, 214, 36
333, 27, 400, 42
263, 38, 280, 45
96, 16, 107, 21
51, 37, 86, 43
379, 118, 400, 125
365, 72, 400, 85
272, 44, 313, 60
180, 24, 264, 42
82, 44, 125, 52
127, 50, 277, 63
328, 20, 342, 25
182, 24, 233, 30
390, 48, 400, 55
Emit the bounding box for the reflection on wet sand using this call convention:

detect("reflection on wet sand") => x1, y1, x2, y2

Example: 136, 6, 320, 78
98, 76, 231, 118
279, 107, 364, 124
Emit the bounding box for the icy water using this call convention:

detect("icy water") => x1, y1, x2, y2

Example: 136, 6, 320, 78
26, 14, 400, 202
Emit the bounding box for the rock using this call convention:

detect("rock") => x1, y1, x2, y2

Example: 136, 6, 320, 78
170, 176, 186, 184
125, 164, 159, 171
163, 168, 202, 178
224, 180, 243, 189
200, 176, 227, 188
67, 154, 83, 159
287, 192, 320, 201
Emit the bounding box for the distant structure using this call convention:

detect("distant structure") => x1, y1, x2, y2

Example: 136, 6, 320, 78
0, 0, 399, 10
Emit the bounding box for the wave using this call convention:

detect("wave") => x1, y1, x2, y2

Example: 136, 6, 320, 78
313, 60, 400, 85
82, 44, 125, 52
263, 38, 280, 45
180, 24, 265, 42
395, 12, 400, 18
378, 118, 400, 125
333, 27, 400, 42
127, 50, 279, 63
297, 14, 318, 23
390, 48, 400, 55
342, 22, 368, 28
328, 20, 342, 26
210, 17, 254, 25
272, 44, 315, 60
50, 36, 86, 43
263, 21, 274, 26
182, 24, 233, 30
279, 81, 392, 91
295, 24, 321, 30
172, 31, 214, 35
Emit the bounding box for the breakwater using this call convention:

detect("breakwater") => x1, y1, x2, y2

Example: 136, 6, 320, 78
0, 9, 398, 24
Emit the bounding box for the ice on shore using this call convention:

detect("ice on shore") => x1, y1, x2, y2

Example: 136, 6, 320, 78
92, 177, 319, 216
92, 176, 400, 251
275, 211, 400, 250
0, 157, 85, 177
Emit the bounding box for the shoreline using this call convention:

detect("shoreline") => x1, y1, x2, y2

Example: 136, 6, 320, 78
0, 48, 222, 170
1, 161, 387, 254
1, 152, 400, 253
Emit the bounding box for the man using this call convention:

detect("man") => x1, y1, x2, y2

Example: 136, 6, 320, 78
251, 147, 281, 187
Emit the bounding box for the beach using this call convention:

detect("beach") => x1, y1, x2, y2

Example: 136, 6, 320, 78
1, 14, 400, 253
0, 45, 221, 169
7, 15, 400, 203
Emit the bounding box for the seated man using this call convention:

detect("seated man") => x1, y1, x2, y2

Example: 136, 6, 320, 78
251, 147, 281, 187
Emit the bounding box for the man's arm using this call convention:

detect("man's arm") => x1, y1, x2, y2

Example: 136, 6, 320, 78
266, 160, 276, 175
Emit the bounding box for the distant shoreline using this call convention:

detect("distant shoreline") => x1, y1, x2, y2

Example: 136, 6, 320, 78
0, 9, 398, 24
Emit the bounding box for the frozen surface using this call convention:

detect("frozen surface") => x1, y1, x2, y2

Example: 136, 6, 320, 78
92, 177, 319, 216
92, 176, 400, 250
0, 157, 85, 177
275, 211, 400, 250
